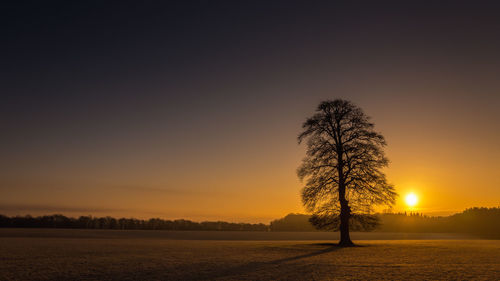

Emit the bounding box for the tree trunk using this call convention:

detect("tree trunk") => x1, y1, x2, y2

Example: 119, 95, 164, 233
336, 131, 353, 246
338, 200, 354, 246
337, 166, 353, 246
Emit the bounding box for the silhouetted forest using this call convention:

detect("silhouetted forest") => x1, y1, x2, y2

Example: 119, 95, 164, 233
270, 207, 500, 238
270, 214, 317, 231
1, 207, 500, 237
0, 214, 268, 231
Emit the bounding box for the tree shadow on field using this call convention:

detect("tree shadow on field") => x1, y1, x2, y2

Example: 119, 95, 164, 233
267, 244, 342, 264
199, 244, 344, 280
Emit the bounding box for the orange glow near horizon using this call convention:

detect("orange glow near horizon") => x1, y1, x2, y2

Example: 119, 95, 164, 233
2, 98, 500, 223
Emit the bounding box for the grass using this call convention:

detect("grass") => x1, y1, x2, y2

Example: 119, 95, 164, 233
1, 229, 499, 280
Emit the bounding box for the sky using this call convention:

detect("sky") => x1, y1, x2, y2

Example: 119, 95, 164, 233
1, 1, 499, 223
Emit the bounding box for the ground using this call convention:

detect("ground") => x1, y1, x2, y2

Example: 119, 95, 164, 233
1, 229, 499, 280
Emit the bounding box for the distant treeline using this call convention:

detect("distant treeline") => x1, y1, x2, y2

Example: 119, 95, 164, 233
2, 207, 500, 237
379, 207, 500, 238
270, 207, 500, 238
0, 214, 268, 231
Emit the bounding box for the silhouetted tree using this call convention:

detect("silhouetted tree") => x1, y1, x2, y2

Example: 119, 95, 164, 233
298, 99, 397, 246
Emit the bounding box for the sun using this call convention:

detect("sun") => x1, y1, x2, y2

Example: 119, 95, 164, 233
405, 193, 418, 207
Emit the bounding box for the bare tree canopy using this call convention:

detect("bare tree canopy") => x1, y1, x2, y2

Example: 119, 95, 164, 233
298, 99, 397, 246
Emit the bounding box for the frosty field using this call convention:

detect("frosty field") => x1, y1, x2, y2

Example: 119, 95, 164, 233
1, 229, 499, 280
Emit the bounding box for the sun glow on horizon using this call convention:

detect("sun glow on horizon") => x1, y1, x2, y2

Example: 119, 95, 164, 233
405, 193, 418, 208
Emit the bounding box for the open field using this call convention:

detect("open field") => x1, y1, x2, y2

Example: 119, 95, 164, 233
1, 229, 499, 280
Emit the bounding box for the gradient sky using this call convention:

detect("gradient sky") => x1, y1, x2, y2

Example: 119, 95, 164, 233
1, 1, 499, 222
